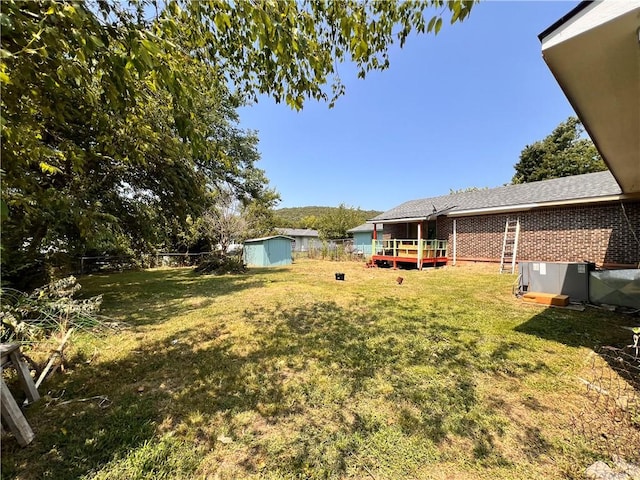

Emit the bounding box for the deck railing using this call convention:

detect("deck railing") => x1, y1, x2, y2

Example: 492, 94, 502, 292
372, 239, 448, 259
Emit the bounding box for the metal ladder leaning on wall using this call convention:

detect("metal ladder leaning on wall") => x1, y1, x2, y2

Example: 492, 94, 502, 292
499, 217, 520, 274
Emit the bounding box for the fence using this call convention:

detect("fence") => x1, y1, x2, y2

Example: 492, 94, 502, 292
80, 243, 368, 274
292, 240, 365, 262
571, 345, 640, 463
79, 252, 213, 274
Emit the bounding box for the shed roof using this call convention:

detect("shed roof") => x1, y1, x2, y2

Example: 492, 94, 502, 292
277, 228, 320, 237
370, 171, 623, 222
244, 235, 294, 243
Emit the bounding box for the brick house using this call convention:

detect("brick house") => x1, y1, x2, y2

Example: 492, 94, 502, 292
368, 171, 640, 269
368, 2, 640, 271
365, 2, 640, 271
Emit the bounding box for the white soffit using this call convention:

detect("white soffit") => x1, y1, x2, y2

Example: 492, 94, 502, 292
541, 1, 639, 49
540, 1, 640, 194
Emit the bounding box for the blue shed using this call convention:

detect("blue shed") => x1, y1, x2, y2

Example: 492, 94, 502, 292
347, 223, 384, 256
243, 235, 294, 267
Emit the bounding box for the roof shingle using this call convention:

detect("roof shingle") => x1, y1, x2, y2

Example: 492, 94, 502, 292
371, 171, 621, 221
277, 228, 320, 237
347, 223, 384, 233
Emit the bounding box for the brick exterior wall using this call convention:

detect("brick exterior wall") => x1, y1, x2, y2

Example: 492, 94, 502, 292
380, 201, 640, 267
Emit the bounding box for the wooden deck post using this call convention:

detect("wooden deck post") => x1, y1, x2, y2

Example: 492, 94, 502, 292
452, 219, 457, 266
417, 222, 423, 270
372, 223, 377, 256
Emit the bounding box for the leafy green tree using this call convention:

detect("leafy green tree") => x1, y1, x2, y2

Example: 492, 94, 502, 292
317, 204, 369, 240
192, 184, 280, 253
301, 215, 319, 230
243, 189, 281, 240
274, 207, 381, 229
1, 0, 477, 287
197, 188, 247, 255
512, 117, 606, 184
179, 0, 478, 109
1, 2, 270, 286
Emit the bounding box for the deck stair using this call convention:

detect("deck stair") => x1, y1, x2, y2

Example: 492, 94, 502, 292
499, 217, 520, 274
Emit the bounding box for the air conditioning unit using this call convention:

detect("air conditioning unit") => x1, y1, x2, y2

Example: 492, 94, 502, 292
518, 262, 594, 303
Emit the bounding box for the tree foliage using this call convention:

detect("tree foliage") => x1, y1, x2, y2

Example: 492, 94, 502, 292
512, 117, 606, 184
1, 276, 104, 344
1, 0, 477, 287
1, 1, 273, 286
316, 204, 371, 240
180, 0, 478, 109
275, 206, 382, 229
189, 185, 279, 254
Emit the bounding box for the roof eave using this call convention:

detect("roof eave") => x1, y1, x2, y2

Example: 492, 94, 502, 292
244, 235, 295, 243
538, 0, 593, 41
367, 216, 429, 225
539, 1, 640, 194
447, 193, 637, 217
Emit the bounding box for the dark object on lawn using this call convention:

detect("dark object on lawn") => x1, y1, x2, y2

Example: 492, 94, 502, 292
194, 255, 246, 275
335, 273, 345, 281
396, 276, 404, 285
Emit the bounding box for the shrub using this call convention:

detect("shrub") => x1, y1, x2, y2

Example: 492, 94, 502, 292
193, 254, 246, 275
0, 276, 105, 344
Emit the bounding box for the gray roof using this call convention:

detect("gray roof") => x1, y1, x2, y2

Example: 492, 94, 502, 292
347, 223, 384, 233
371, 171, 621, 222
277, 228, 319, 237
244, 235, 294, 243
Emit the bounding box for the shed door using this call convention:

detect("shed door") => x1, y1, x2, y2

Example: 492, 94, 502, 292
244, 244, 262, 266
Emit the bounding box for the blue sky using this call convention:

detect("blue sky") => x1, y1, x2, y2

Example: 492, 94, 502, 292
238, 1, 580, 212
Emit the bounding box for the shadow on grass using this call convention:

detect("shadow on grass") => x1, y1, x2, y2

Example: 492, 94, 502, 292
515, 306, 640, 394
78, 267, 287, 326
4, 296, 556, 479
514, 306, 635, 349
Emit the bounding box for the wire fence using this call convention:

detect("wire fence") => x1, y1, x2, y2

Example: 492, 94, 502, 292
80, 242, 368, 275
571, 345, 640, 463
292, 240, 366, 262
79, 252, 213, 274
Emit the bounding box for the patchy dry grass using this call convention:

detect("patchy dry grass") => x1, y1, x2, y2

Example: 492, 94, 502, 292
2, 260, 638, 479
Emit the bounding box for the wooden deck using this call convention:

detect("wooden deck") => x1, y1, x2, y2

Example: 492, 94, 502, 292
371, 239, 448, 269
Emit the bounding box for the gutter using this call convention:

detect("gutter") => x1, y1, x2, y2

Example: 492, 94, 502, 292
447, 193, 638, 217
368, 207, 456, 224
366, 216, 429, 224
538, 0, 593, 41
370, 193, 639, 223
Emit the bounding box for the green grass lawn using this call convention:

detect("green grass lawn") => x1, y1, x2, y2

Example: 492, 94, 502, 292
2, 260, 638, 479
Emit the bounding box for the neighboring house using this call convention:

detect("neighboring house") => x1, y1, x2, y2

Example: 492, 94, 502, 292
243, 235, 293, 267
347, 223, 384, 257
277, 228, 322, 252
368, 171, 640, 269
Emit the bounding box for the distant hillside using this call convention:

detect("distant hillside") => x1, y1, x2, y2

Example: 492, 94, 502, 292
275, 206, 382, 229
